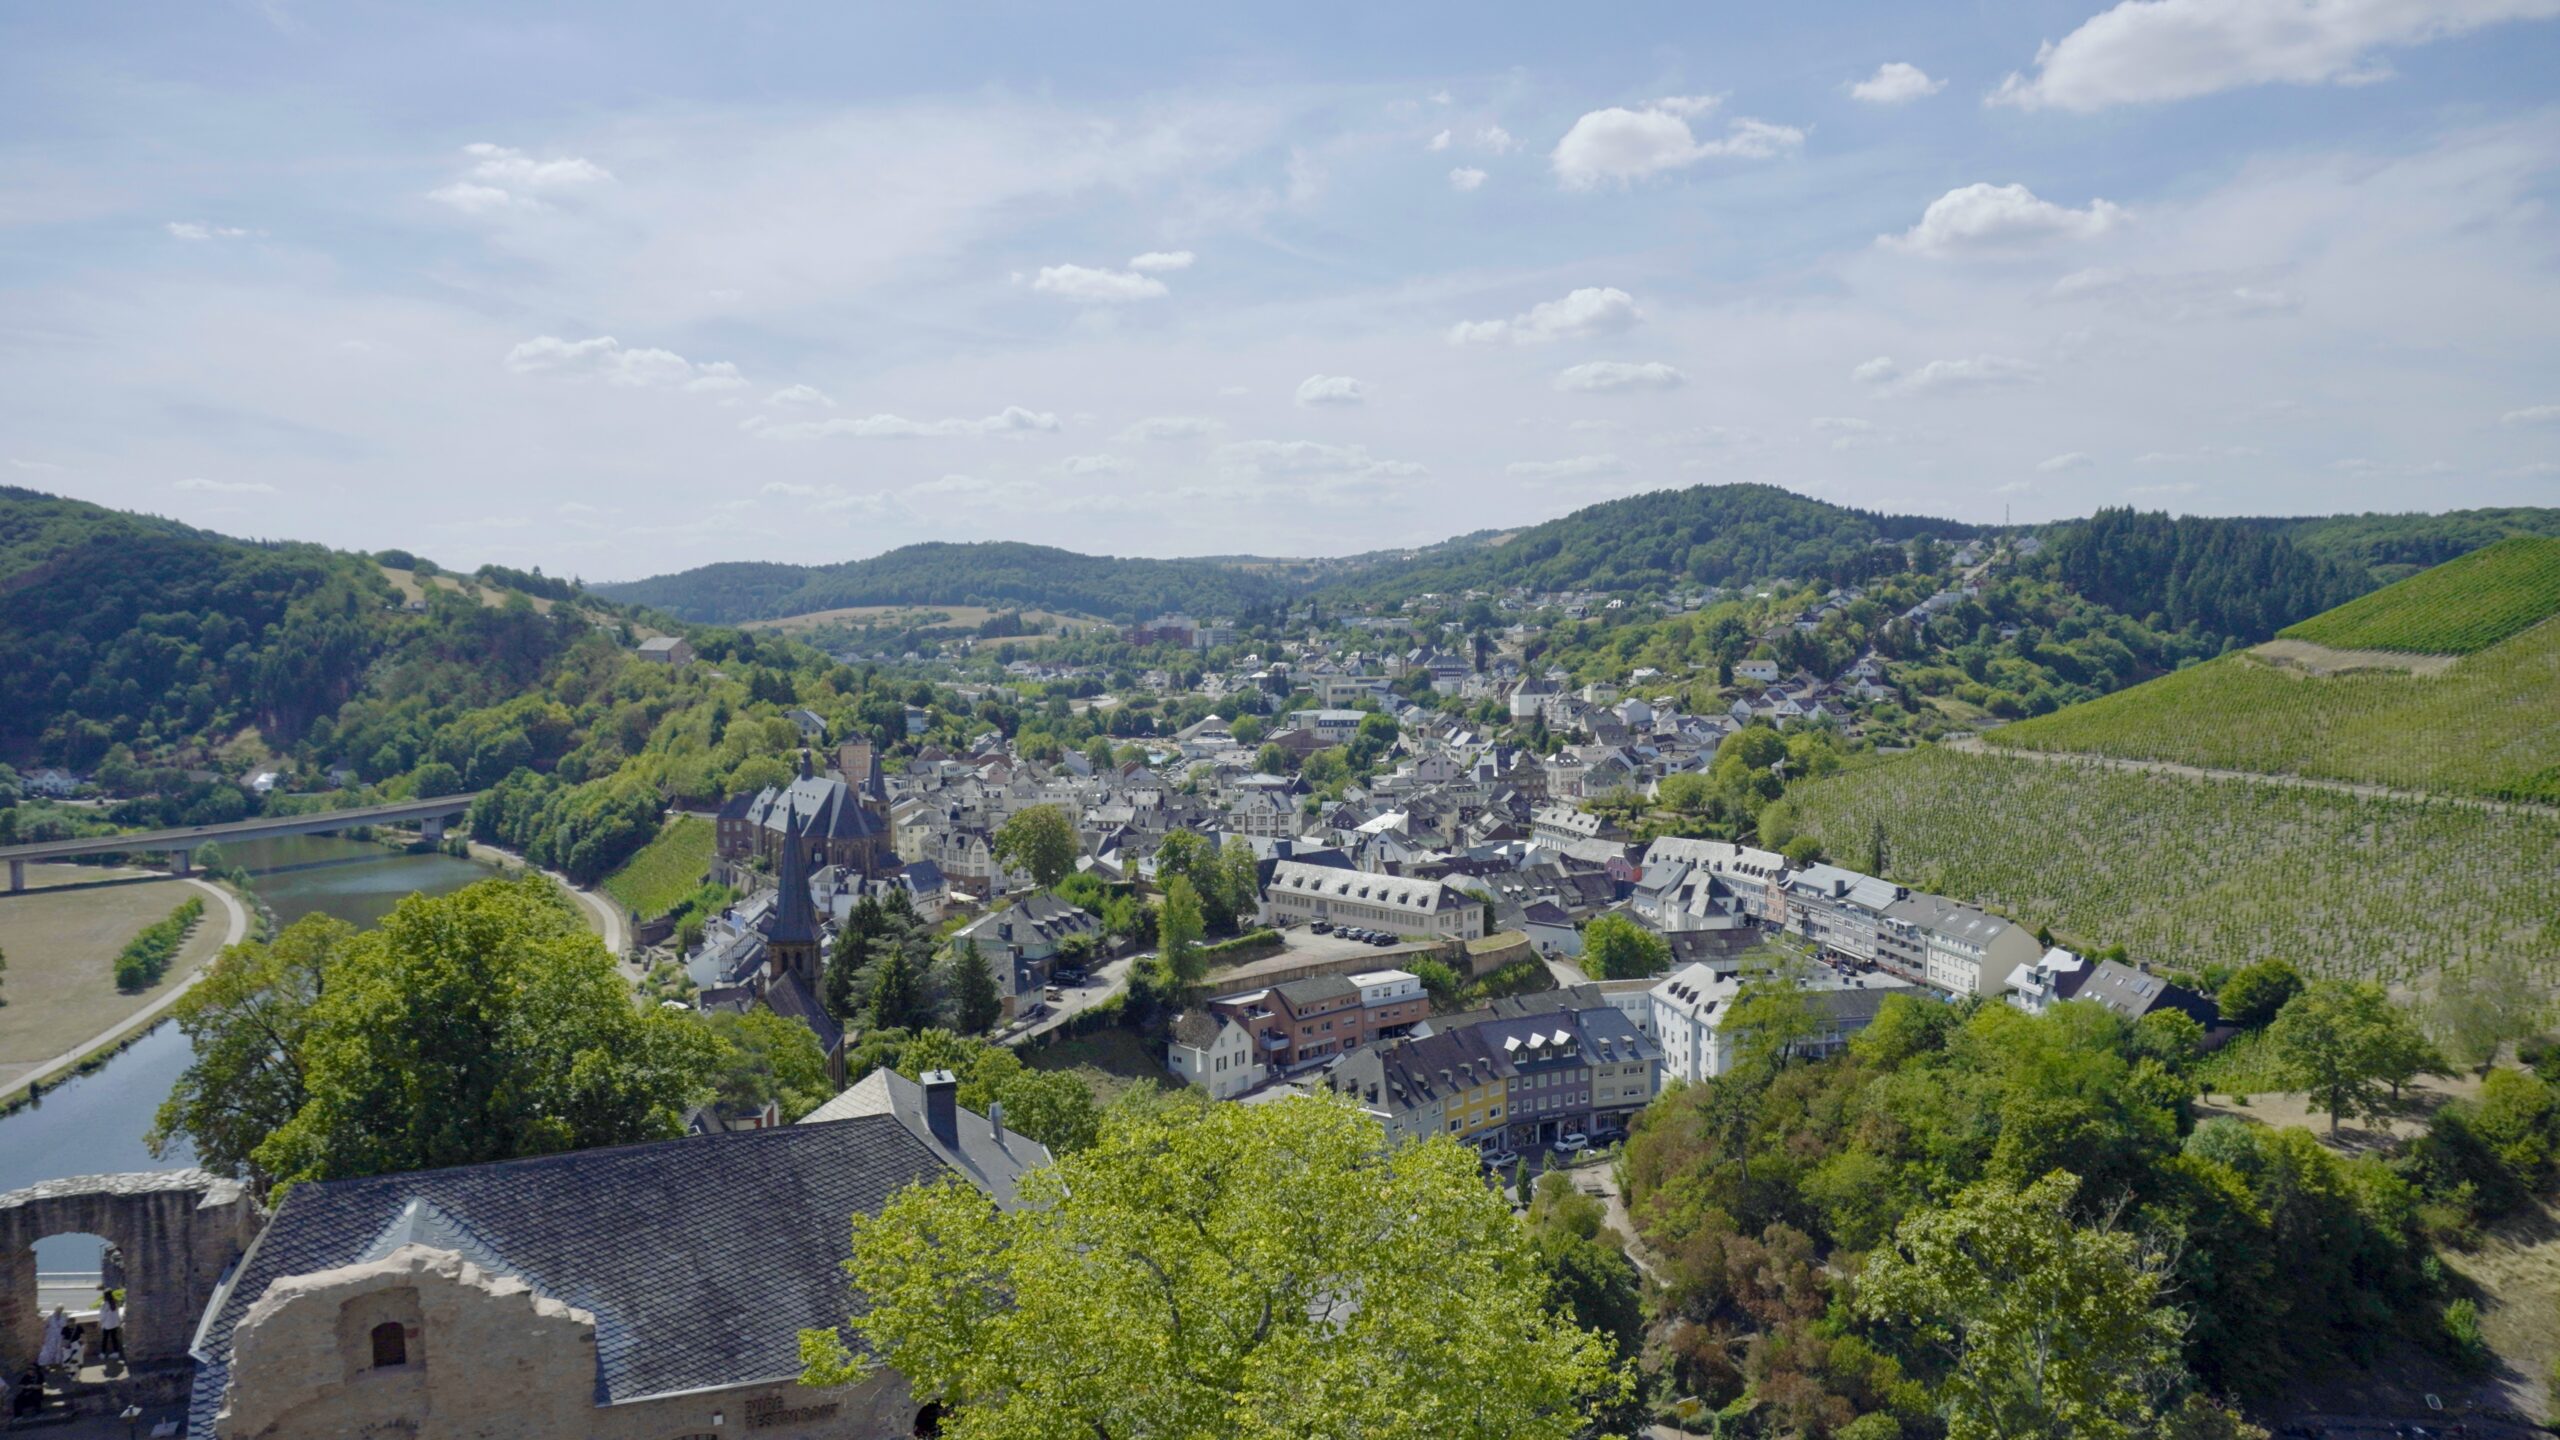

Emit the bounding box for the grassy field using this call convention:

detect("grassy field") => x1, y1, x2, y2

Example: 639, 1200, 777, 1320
1783, 748, 2560, 985
2278, 536, 2560, 654
1986, 616, 2560, 804
0, 868, 230, 1086
600, 814, 714, 921
1024, 1027, 1174, 1104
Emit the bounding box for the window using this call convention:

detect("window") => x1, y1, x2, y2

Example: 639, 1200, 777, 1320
370, 1321, 408, 1369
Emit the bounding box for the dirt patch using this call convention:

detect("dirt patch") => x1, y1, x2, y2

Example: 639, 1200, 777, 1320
2195, 1071, 2483, 1152
2248, 638, 2459, 677
0, 865, 229, 1066
2442, 1196, 2560, 1422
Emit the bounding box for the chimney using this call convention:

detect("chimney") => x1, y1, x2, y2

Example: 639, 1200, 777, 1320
920, 1069, 959, 1143
989, 1099, 1007, 1143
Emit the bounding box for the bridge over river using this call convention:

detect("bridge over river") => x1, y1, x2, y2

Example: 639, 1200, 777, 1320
0, 793, 482, 893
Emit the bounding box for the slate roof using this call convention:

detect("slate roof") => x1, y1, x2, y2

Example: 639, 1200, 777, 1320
798, 1068, 1052, 1209
189, 1115, 953, 1436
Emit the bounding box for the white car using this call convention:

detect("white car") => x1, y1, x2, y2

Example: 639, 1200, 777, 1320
1549, 1131, 1589, 1155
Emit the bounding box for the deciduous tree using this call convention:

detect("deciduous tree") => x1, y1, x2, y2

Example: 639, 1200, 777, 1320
806, 1097, 1625, 1439
992, 803, 1078, 889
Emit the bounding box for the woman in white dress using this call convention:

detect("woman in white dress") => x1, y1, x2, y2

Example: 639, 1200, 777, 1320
35, 1306, 70, 1369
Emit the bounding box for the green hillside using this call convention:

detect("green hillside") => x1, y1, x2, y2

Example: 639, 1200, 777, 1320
1781, 747, 2560, 984
2279, 505, 2560, 578
2274, 535, 2560, 654
594, 541, 1287, 625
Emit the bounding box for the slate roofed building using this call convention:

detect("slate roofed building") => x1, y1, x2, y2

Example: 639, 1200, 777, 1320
2071, 960, 2223, 1032
1258, 859, 1486, 940
717, 752, 893, 879
189, 1075, 1047, 1440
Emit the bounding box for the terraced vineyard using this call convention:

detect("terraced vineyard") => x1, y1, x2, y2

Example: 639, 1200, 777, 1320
1784, 748, 2560, 985
2277, 535, 2560, 654
1985, 614, 2560, 803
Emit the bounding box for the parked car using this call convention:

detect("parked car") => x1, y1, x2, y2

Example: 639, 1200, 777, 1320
1369, 933, 1395, 947
1480, 1149, 1518, 1171
1043, 986, 1063, 1001
1549, 1130, 1589, 1155
1310, 921, 1332, 934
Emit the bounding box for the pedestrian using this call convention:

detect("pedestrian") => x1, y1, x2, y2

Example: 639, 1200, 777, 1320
37, 1306, 69, 1370
96, 1288, 123, 1362
13, 1363, 43, 1419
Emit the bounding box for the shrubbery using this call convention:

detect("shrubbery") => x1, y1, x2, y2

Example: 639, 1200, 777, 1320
114, 896, 205, 991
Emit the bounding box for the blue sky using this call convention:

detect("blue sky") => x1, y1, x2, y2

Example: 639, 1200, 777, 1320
4, 0, 2557, 579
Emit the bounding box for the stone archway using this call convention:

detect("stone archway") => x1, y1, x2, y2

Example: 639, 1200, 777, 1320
0, 1170, 261, 1374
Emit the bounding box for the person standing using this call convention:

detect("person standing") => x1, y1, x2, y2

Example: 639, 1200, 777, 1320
36, 1306, 70, 1370
95, 1289, 123, 1362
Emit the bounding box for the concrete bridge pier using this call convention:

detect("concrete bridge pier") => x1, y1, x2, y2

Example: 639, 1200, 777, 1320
422, 814, 447, 844
7, 859, 20, 894
169, 849, 192, 878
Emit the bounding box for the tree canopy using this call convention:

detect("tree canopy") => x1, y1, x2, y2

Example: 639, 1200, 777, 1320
802, 1095, 1626, 1440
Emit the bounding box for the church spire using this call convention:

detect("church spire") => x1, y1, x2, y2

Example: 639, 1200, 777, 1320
764, 798, 821, 974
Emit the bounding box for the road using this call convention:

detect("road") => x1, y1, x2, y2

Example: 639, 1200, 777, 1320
1945, 736, 2560, 821
1002, 950, 1138, 1044
462, 840, 627, 955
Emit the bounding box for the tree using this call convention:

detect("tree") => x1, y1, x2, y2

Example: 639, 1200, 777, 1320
1581, 914, 1671, 980
1862, 815, 1890, 878
805, 1096, 1627, 1439
2267, 980, 2434, 1134
151, 915, 347, 1189
992, 804, 1078, 889
952, 940, 1002, 1036
867, 940, 930, 1033
2215, 960, 2303, 1030
1781, 835, 1824, 869
1855, 1170, 2188, 1440
224, 877, 720, 1190
1158, 876, 1206, 986
2427, 950, 2552, 1070
704, 1008, 835, 1122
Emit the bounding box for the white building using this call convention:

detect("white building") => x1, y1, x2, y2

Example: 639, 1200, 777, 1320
1648, 963, 1918, 1085
1168, 1009, 1267, 1100
1922, 904, 2038, 999
1260, 860, 1487, 940
2004, 947, 2089, 1015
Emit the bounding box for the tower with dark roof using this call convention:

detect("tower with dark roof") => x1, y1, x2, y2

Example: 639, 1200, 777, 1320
762, 800, 822, 992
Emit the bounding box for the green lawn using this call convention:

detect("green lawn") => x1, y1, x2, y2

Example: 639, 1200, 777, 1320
2278, 536, 2560, 654
600, 813, 714, 921
1986, 615, 2560, 804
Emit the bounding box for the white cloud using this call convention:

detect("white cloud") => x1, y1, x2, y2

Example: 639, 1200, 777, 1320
1450, 287, 1641, 346
1884, 182, 2126, 256
1506, 453, 1626, 480
175, 476, 275, 493
1127, 250, 1196, 273
2038, 451, 2096, 472
1295, 374, 1368, 406
503, 334, 736, 388
1059, 453, 1128, 475
756, 406, 1064, 440
2129, 481, 2204, 497
1119, 415, 1221, 442
1551, 100, 1804, 188
1216, 439, 1426, 485
1449, 167, 1488, 192
1553, 360, 1685, 393
1032, 264, 1169, 302
1858, 354, 2043, 394
430, 142, 611, 212
1850, 62, 1947, 104
2046, 265, 2303, 319
1991, 0, 2560, 112
1427, 129, 1453, 152
1810, 416, 1880, 449
2134, 444, 2262, 464
166, 221, 250, 241
1477, 124, 1517, 153
2502, 403, 2560, 425
11, 458, 66, 473
766, 383, 835, 408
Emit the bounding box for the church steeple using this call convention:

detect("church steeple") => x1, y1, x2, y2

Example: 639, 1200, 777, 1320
763, 799, 822, 989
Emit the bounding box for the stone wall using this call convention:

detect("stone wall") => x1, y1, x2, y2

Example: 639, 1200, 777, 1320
218, 1244, 919, 1440
0, 1169, 261, 1375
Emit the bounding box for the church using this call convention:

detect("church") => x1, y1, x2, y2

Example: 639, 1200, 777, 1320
715, 746, 894, 884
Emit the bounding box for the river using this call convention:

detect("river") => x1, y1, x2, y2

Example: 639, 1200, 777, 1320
0, 834, 501, 1272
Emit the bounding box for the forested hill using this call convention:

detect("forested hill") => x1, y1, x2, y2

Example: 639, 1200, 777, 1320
1328, 484, 1990, 600
2038, 508, 2369, 648
592, 541, 1290, 625
0, 486, 588, 769
2271, 505, 2560, 579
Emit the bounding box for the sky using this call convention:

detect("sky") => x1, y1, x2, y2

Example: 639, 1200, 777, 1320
3, 1, 2558, 581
